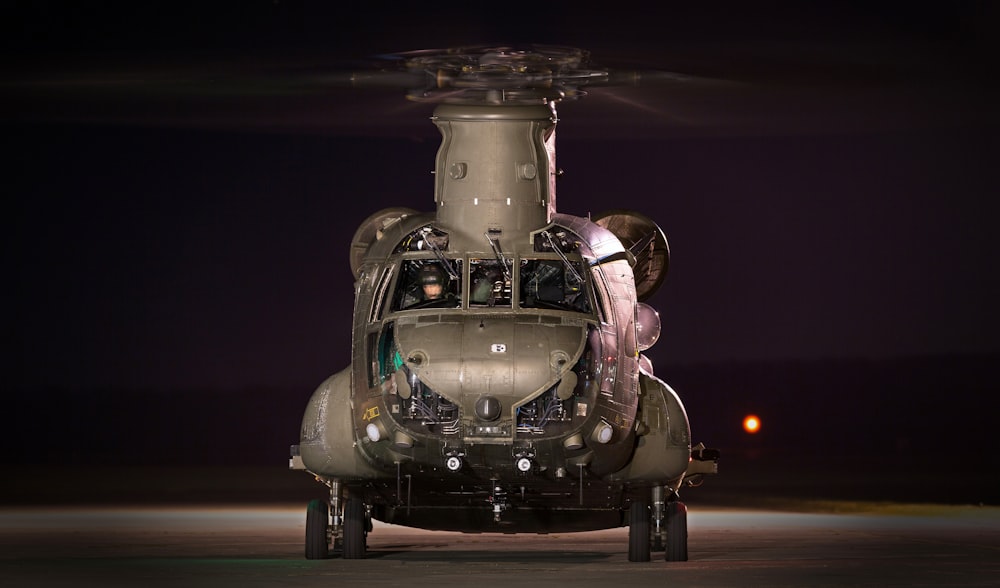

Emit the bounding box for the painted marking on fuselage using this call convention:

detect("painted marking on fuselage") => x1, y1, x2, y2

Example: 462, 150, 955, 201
491, 343, 507, 353
363, 406, 380, 421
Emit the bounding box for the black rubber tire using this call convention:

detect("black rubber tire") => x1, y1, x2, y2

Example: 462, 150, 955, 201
304, 499, 329, 560
342, 497, 367, 559
665, 501, 688, 562
627, 501, 651, 562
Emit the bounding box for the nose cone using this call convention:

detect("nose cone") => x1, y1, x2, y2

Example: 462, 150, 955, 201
394, 316, 585, 414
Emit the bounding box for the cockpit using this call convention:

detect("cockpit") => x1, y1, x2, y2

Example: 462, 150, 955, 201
518, 258, 590, 313
377, 222, 596, 317
359, 221, 627, 447
392, 259, 464, 311
385, 256, 592, 315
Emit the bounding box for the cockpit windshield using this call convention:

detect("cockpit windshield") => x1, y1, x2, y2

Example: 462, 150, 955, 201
391, 259, 463, 311
519, 258, 591, 313
469, 259, 512, 308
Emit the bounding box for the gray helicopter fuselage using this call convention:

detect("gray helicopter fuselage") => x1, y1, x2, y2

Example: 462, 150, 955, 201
295, 102, 697, 533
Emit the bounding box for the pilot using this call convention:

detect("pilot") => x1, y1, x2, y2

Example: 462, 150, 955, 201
418, 264, 448, 300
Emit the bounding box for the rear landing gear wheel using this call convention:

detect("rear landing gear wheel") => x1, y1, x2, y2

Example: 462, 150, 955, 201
342, 497, 367, 559
304, 499, 329, 559
628, 501, 651, 562
665, 501, 688, 562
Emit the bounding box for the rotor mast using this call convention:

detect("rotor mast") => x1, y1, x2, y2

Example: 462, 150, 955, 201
381, 45, 607, 251
431, 101, 558, 250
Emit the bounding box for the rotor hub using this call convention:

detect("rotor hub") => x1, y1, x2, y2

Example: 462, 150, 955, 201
383, 45, 609, 105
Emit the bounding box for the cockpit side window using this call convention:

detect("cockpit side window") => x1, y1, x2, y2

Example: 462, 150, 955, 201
519, 258, 591, 313
469, 259, 512, 307
368, 320, 403, 387
589, 264, 610, 324
391, 259, 463, 311
369, 265, 394, 323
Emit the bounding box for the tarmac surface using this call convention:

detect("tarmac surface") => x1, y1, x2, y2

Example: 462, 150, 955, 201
2, 456, 997, 587
2, 504, 998, 587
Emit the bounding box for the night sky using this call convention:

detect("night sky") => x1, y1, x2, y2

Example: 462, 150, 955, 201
5, 2, 998, 480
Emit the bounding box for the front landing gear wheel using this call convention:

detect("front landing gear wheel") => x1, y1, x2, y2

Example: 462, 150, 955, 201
665, 501, 688, 562
627, 501, 651, 562
342, 497, 367, 559
304, 499, 329, 559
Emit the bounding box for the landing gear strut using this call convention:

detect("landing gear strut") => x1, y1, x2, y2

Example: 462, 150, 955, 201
651, 485, 666, 552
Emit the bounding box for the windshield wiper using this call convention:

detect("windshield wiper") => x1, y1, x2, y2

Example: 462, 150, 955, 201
541, 230, 583, 284
485, 230, 512, 282
421, 227, 460, 281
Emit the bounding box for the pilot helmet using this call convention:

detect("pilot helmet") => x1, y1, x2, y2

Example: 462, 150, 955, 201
418, 264, 447, 286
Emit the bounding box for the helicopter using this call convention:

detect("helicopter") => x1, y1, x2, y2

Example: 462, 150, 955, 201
288, 45, 719, 562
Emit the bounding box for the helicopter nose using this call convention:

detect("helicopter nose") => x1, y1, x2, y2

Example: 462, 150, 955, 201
475, 395, 502, 421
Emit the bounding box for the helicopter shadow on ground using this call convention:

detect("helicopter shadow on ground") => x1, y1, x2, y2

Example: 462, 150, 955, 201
363, 548, 612, 564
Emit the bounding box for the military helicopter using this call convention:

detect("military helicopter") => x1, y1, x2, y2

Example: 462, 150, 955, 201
288, 45, 719, 562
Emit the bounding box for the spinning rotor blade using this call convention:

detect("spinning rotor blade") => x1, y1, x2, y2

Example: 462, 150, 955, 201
5, 42, 991, 137
1, 45, 737, 136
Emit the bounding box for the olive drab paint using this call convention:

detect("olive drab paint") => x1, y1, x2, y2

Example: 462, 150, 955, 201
290, 46, 718, 561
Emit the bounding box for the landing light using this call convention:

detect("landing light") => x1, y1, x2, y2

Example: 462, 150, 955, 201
592, 420, 614, 444
446, 456, 463, 471
365, 423, 382, 442
515, 457, 533, 472
743, 414, 761, 434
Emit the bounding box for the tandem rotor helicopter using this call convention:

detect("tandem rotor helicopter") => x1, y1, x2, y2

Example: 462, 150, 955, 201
288, 45, 719, 562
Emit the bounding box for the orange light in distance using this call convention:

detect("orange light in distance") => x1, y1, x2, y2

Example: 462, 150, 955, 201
743, 414, 761, 434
